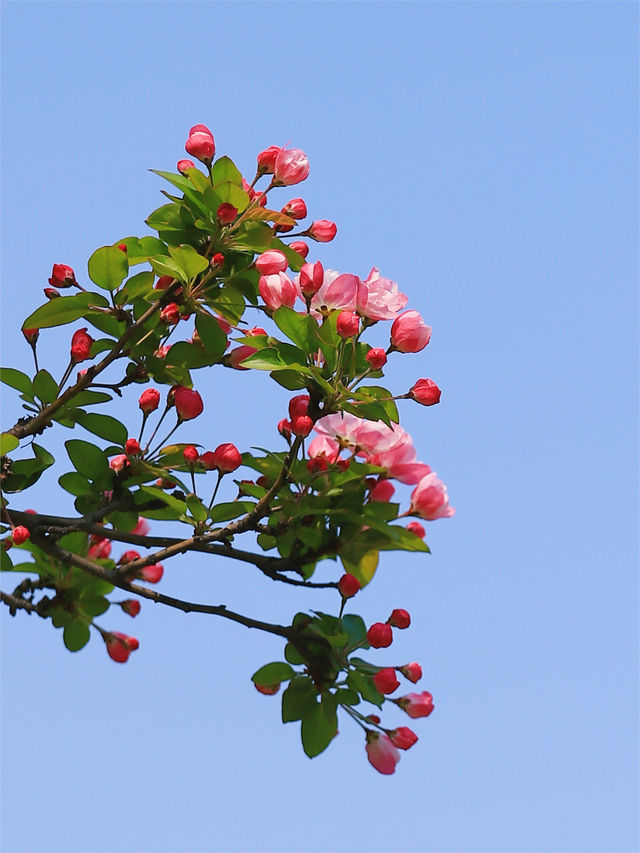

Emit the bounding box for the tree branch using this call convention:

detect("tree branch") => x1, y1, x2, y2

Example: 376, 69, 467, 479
32, 534, 293, 639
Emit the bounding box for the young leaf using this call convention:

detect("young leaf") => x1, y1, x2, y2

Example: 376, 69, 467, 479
252, 662, 295, 687
63, 621, 91, 652
88, 246, 129, 291
0, 433, 19, 455
167, 245, 209, 280
33, 370, 59, 404
65, 439, 109, 480
300, 694, 338, 758
211, 156, 243, 186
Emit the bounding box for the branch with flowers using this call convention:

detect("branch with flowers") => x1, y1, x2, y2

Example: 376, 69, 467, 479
0, 123, 454, 775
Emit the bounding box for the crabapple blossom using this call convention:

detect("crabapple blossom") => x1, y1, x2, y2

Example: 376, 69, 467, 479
396, 691, 435, 719
307, 220, 337, 242
216, 203, 237, 225
373, 668, 400, 694
389, 727, 419, 750
406, 521, 426, 538
410, 378, 441, 406
399, 662, 423, 683
369, 479, 395, 502
338, 574, 361, 598
366, 348, 387, 369
281, 198, 307, 219
11, 526, 30, 545
273, 147, 310, 186
259, 272, 298, 311
289, 241, 309, 258
256, 145, 280, 174
336, 311, 360, 338
357, 268, 408, 321
49, 263, 75, 287
185, 124, 215, 164
288, 395, 310, 419
70, 328, 94, 362
367, 622, 393, 648
255, 250, 288, 275
104, 632, 139, 663
138, 388, 160, 413
390, 310, 432, 353
121, 600, 141, 618
177, 159, 195, 173
299, 261, 324, 297
365, 732, 400, 775
211, 443, 242, 474
183, 445, 199, 465
125, 438, 141, 456
138, 564, 164, 584
174, 387, 204, 421
389, 609, 411, 629
410, 472, 455, 520
22, 328, 39, 344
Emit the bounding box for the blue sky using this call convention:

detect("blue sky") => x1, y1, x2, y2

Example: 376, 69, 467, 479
1, 2, 638, 852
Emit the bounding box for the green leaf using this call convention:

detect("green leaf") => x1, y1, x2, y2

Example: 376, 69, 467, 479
33, 370, 58, 404
272, 307, 320, 354
211, 155, 243, 186
71, 390, 113, 406
73, 412, 128, 445
22, 292, 110, 330
270, 369, 308, 391
281, 676, 318, 722
381, 526, 431, 553
252, 661, 295, 687
58, 471, 92, 496
284, 642, 305, 665
241, 348, 310, 373
65, 439, 109, 480
87, 246, 129, 291
209, 501, 254, 523
1, 368, 34, 396
63, 621, 91, 652
166, 341, 217, 369
2, 443, 55, 493
138, 486, 186, 515
341, 614, 368, 650
301, 694, 338, 757
168, 245, 209, 280
115, 270, 155, 305
0, 433, 19, 455
347, 670, 384, 707
340, 550, 379, 588
186, 495, 208, 522
195, 313, 227, 360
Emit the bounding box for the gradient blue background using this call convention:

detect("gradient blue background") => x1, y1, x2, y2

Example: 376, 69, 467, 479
1, 3, 638, 852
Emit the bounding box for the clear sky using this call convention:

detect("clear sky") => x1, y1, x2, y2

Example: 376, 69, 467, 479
1, 2, 638, 852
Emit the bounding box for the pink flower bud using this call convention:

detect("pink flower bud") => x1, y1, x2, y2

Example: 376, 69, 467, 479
11, 526, 30, 546
273, 147, 310, 186
121, 599, 141, 618
410, 472, 455, 520
118, 550, 140, 565
211, 443, 242, 474
117, 243, 128, 254
185, 124, 215, 164
160, 303, 180, 325
396, 691, 434, 719
125, 438, 141, 457
138, 388, 160, 413
154, 275, 175, 291
255, 682, 280, 695
138, 564, 164, 583
288, 395, 309, 419
104, 631, 139, 663
281, 198, 307, 219
259, 272, 298, 311
246, 326, 267, 337
366, 714, 381, 725
410, 378, 441, 406
389, 608, 411, 629
278, 418, 292, 439
299, 261, 324, 297
289, 241, 309, 259
406, 521, 425, 538
366, 348, 387, 370
373, 667, 400, 695
336, 311, 360, 339
88, 538, 111, 560
390, 310, 432, 353
256, 145, 281, 174
199, 451, 216, 470
22, 328, 39, 344
44, 287, 60, 300
211, 252, 225, 268
308, 220, 337, 242
49, 263, 76, 287
389, 727, 419, 750
70, 328, 94, 362
110, 454, 128, 472
369, 479, 395, 502
255, 250, 288, 276
367, 622, 393, 648
177, 158, 195, 173
132, 518, 150, 536
217, 203, 237, 225
183, 445, 199, 465
307, 457, 328, 474
399, 662, 423, 683
338, 573, 361, 598
365, 731, 400, 775
174, 387, 204, 421
291, 415, 313, 437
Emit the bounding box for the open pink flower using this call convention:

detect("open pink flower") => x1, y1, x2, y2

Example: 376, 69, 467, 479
309, 270, 359, 315
357, 268, 408, 321
313, 412, 364, 450
366, 732, 400, 775
410, 472, 455, 520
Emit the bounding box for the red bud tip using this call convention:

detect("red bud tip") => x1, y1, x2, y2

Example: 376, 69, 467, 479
183, 445, 199, 465
49, 263, 76, 287
367, 622, 393, 648
11, 526, 30, 546
338, 573, 361, 598
177, 158, 195, 174
22, 328, 39, 344
217, 203, 238, 225
372, 667, 400, 695
289, 241, 309, 259
70, 328, 94, 363
307, 219, 337, 242
409, 378, 441, 406
121, 599, 141, 618
173, 387, 204, 421
138, 388, 161, 413
389, 608, 411, 629
366, 348, 387, 370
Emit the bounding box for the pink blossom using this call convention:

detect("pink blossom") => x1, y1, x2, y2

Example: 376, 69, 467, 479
132, 517, 150, 536
365, 732, 400, 775
368, 428, 431, 485
307, 434, 340, 462
369, 479, 395, 502
310, 270, 359, 316
227, 345, 257, 370
109, 454, 128, 472
273, 147, 310, 186
313, 412, 364, 450
397, 691, 435, 719
255, 250, 288, 276
356, 268, 408, 321
88, 538, 112, 560
389, 727, 419, 750
410, 472, 455, 520
390, 310, 432, 353
259, 272, 299, 311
